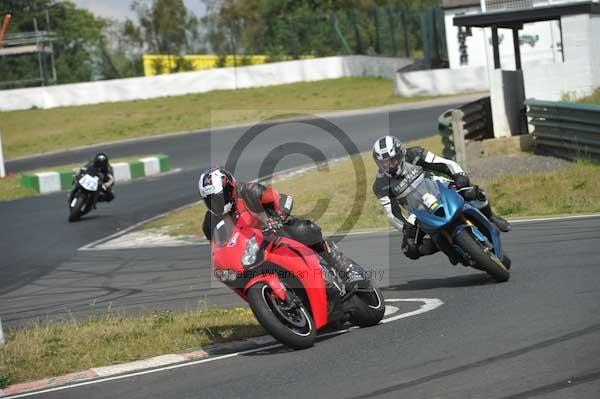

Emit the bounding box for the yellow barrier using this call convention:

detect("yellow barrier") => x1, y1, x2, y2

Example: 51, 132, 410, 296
142, 55, 270, 76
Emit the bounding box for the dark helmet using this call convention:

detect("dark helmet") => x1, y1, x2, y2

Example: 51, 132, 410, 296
198, 167, 237, 216
372, 135, 406, 177
93, 153, 109, 169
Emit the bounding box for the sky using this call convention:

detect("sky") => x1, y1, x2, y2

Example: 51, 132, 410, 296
72, 0, 206, 21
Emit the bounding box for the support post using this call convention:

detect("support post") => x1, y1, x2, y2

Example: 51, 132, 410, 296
512, 27, 522, 70
451, 110, 467, 170
0, 316, 4, 345
33, 17, 45, 85
491, 26, 501, 69
0, 129, 6, 178
46, 10, 57, 82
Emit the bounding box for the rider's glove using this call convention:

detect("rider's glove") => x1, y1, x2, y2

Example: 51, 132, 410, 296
453, 173, 471, 189
274, 209, 289, 223
102, 184, 109, 191
264, 216, 283, 233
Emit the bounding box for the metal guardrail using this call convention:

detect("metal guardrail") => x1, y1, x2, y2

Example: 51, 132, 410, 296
438, 96, 494, 164
525, 99, 600, 161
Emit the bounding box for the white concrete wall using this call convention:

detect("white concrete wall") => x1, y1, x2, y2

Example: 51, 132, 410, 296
394, 66, 489, 96
523, 61, 593, 101
590, 15, 600, 88
445, 7, 563, 70
522, 14, 596, 100
0, 56, 413, 112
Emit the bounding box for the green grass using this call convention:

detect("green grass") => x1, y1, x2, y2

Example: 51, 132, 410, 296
0, 307, 263, 387
145, 135, 600, 238
0, 77, 441, 160
0, 154, 162, 202
485, 161, 600, 216
577, 88, 600, 105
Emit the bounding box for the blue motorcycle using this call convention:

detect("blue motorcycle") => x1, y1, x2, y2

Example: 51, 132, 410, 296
404, 175, 510, 282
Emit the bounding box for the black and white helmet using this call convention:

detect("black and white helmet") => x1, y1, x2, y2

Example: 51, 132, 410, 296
198, 167, 237, 216
93, 153, 109, 170
372, 136, 406, 177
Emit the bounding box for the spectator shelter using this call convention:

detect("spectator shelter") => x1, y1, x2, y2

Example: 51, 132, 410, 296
451, 1, 600, 136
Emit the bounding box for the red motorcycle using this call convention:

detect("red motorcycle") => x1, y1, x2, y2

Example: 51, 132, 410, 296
211, 214, 385, 349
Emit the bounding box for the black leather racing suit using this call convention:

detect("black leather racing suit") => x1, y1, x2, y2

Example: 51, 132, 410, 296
71, 162, 115, 203
373, 146, 494, 260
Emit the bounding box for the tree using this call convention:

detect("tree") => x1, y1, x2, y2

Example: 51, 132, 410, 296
131, 0, 199, 54
202, 0, 444, 61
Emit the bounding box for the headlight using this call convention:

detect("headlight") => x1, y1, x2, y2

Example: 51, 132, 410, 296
241, 236, 260, 266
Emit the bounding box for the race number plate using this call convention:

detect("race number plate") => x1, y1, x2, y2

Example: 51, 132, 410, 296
79, 174, 99, 191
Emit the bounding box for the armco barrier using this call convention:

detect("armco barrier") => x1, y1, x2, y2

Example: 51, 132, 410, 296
438, 96, 493, 161
526, 99, 600, 161
21, 155, 170, 194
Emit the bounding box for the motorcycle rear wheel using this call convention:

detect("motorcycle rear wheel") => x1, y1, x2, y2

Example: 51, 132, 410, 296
454, 231, 510, 283
247, 282, 316, 349
349, 283, 385, 327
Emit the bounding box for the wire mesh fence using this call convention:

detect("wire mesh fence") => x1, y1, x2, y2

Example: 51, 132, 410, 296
211, 5, 447, 66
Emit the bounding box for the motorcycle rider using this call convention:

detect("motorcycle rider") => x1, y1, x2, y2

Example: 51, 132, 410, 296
198, 167, 363, 289
372, 135, 511, 260
70, 153, 115, 204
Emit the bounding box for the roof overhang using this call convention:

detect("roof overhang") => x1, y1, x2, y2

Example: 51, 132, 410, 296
442, 0, 481, 11
454, 1, 600, 29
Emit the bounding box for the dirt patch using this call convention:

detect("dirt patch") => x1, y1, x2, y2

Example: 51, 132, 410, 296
464, 136, 572, 181
467, 153, 572, 181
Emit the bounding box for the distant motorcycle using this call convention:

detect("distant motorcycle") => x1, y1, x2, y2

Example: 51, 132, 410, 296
68, 167, 101, 222
211, 213, 385, 349
405, 174, 511, 282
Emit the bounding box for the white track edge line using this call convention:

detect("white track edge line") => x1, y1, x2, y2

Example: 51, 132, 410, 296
3, 298, 442, 398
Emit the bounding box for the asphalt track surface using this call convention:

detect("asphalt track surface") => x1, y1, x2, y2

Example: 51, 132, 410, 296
1, 96, 599, 397
8, 216, 600, 398
1, 98, 470, 298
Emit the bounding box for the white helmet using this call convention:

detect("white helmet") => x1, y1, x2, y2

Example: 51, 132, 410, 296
372, 136, 406, 177
198, 167, 237, 216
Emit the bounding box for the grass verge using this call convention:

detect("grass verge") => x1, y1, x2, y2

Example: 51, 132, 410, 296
0, 155, 161, 202
576, 88, 600, 105
0, 307, 263, 387
144, 135, 600, 238
0, 77, 443, 160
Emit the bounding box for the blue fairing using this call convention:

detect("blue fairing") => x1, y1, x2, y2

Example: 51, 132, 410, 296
410, 181, 502, 258
412, 181, 464, 233
462, 203, 503, 257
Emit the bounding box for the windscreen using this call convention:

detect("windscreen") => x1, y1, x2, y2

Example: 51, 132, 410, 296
404, 177, 442, 214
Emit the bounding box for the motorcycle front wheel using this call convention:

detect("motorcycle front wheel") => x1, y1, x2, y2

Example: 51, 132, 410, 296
454, 231, 510, 283
247, 282, 316, 349
68, 194, 86, 222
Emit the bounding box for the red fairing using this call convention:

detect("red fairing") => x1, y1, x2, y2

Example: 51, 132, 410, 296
264, 236, 329, 329
211, 214, 330, 330
243, 274, 287, 301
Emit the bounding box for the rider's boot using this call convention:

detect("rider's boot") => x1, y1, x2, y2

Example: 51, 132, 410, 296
320, 240, 367, 292
481, 204, 511, 232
